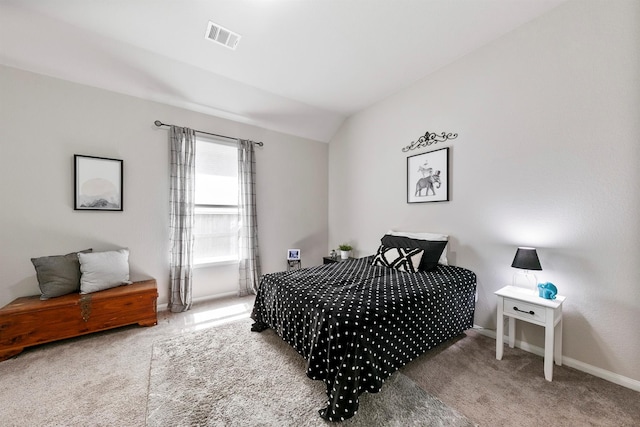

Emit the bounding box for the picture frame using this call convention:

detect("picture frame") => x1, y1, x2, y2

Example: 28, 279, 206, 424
74, 154, 123, 211
407, 147, 449, 203
287, 249, 301, 260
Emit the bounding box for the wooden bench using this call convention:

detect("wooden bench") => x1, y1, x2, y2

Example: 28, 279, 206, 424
0, 278, 158, 361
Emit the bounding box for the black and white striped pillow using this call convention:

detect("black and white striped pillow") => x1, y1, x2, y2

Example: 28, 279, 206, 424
372, 245, 424, 273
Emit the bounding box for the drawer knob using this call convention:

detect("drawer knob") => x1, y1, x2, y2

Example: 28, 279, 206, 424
514, 306, 534, 315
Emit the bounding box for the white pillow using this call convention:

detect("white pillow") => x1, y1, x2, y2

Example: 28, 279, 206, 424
387, 230, 449, 265
78, 249, 132, 294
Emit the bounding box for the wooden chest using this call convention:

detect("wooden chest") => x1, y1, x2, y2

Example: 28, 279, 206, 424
0, 278, 158, 361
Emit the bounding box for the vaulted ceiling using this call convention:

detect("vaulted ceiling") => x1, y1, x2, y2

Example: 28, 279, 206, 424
0, 0, 567, 141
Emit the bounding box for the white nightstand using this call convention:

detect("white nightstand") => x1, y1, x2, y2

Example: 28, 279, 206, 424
495, 285, 565, 381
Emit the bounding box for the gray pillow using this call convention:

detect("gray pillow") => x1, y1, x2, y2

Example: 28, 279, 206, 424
78, 249, 132, 294
32, 249, 93, 300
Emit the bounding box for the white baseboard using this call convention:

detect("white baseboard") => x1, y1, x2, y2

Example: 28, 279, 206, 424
157, 291, 239, 312
472, 325, 640, 392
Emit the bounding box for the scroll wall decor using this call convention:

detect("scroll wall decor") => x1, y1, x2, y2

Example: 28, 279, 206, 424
401, 131, 458, 152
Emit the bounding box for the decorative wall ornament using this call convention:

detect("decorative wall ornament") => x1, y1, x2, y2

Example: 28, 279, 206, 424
401, 131, 458, 152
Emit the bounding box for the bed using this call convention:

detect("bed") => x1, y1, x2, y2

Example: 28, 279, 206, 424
250, 236, 476, 422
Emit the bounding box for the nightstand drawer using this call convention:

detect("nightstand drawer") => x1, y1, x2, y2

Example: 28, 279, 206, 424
503, 298, 546, 323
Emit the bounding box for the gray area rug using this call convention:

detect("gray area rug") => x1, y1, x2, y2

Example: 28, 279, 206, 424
146, 319, 475, 426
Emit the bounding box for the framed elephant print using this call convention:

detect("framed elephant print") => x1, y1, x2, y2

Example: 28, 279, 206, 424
407, 147, 449, 203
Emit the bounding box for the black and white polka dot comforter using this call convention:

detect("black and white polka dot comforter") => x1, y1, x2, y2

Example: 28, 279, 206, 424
250, 256, 477, 422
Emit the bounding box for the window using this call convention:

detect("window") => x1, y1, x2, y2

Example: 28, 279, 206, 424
194, 137, 239, 265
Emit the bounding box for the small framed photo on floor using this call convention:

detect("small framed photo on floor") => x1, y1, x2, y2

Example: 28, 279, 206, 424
407, 147, 449, 203
74, 154, 123, 211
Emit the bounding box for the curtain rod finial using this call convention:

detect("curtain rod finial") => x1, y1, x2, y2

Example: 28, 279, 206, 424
154, 120, 163, 127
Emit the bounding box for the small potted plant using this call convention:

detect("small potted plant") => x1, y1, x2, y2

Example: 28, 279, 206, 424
338, 244, 352, 260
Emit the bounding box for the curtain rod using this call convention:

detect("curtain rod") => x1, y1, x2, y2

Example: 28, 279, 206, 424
153, 120, 264, 146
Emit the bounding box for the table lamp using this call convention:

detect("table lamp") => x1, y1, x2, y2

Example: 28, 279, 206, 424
511, 247, 542, 290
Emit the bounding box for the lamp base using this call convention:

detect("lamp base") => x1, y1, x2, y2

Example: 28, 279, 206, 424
512, 270, 538, 291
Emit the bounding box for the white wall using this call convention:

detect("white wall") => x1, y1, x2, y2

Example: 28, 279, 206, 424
329, 0, 639, 382
0, 65, 328, 307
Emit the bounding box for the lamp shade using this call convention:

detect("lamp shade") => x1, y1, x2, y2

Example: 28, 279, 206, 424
511, 247, 542, 271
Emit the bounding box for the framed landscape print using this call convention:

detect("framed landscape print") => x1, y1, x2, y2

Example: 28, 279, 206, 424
407, 147, 449, 203
74, 155, 123, 211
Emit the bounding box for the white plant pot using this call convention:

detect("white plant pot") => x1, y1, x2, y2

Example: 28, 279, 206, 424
340, 250, 350, 260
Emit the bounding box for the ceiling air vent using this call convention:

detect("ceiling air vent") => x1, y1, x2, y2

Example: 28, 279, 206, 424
205, 21, 241, 50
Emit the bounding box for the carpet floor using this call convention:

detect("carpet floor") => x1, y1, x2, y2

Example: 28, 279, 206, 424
146, 319, 474, 426
401, 329, 640, 427
0, 296, 638, 426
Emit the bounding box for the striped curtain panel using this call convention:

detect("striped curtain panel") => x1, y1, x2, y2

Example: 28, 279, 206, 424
238, 139, 261, 296
168, 126, 196, 312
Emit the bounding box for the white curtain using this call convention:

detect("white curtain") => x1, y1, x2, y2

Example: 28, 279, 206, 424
238, 139, 261, 296
168, 126, 196, 312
